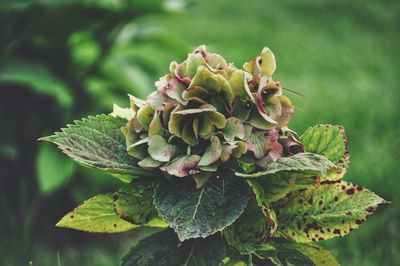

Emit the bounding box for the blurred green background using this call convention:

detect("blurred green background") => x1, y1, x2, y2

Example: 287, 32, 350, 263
0, 0, 398, 265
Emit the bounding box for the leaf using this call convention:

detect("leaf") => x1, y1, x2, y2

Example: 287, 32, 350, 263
36, 142, 76, 195
160, 155, 201, 177
301, 125, 349, 180
199, 136, 222, 166
223, 198, 274, 255
236, 153, 336, 179
154, 173, 250, 241
224, 117, 245, 141
56, 193, 137, 233
275, 181, 387, 243
249, 173, 317, 203
0, 58, 73, 108
121, 229, 226, 266
40, 115, 152, 183
114, 188, 157, 225
148, 135, 179, 162
274, 243, 339, 266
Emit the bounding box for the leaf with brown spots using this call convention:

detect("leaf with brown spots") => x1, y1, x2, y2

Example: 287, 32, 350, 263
223, 198, 276, 255
273, 242, 339, 266
114, 186, 158, 225
301, 125, 349, 180
275, 181, 387, 243
56, 193, 138, 233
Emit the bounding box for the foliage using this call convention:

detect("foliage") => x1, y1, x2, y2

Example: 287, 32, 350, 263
43, 46, 387, 265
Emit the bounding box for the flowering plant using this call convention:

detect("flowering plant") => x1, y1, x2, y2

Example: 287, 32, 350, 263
42, 46, 386, 265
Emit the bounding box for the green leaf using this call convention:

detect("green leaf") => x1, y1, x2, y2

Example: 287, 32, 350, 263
301, 125, 349, 180
121, 229, 226, 266
274, 243, 339, 266
154, 173, 250, 241
114, 189, 157, 225
223, 198, 275, 255
276, 181, 387, 243
36, 142, 76, 195
236, 153, 336, 179
301, 125, 348, 164
56, 193, 137, 233
40, 115, 151, 183
249, 173, 317, 203
0, 58, 73, 108
148, 135, 179, 162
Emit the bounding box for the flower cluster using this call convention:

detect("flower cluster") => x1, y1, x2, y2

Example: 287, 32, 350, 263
119, 45, 303, 187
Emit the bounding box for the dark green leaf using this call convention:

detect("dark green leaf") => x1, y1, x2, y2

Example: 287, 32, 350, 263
114, 188, 157, 225
154, 173, 250, 241
40, 115, 152, 183
121, 229, 226, 266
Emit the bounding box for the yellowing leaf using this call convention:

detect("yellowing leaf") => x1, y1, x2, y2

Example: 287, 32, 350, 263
56, 193, 137, 233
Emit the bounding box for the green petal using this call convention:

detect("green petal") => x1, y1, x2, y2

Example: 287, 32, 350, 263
160, 155, 201, 177
148, 112, 164, 137
138, 156, 163, 168
148, 135, 179, 162
189, 65, 234, 104
136, 105, 155, 130
259, 47, 276, 78
223, 117, 245, 141
111, 103, 135, 120
127, 137, 149, 160
199, 136, 222, 166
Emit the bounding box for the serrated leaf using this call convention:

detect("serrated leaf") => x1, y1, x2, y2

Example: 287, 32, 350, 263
276, 181, 386, 243
154, 173, 250, 241
40, 115, 152, 183
36, 142, 76, 195
301, 125, 349, 180
274, 243, 339, 266
56, 193, 137, 233
224, 198, 274, 255
114, 189, 157, 225
236, 153, 336, 179
121, 229, 226, 266
249, 173, 318, 203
